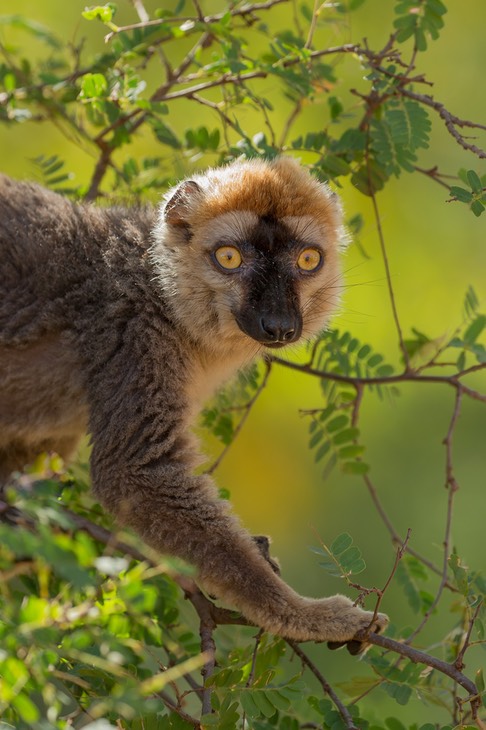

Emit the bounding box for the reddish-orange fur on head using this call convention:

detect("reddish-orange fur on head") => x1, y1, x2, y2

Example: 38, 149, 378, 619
179, 157, 344, 233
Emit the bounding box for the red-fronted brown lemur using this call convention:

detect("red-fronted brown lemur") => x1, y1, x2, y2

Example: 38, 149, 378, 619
0, 157, 388, 644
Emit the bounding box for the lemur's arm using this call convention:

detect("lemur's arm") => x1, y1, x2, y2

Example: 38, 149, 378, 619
87, 316, 387, 644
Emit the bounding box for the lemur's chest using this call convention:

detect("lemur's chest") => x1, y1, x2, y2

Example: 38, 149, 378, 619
184, 343, 260, 422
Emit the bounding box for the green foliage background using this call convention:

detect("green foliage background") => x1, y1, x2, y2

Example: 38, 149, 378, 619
0, 1, 485, 728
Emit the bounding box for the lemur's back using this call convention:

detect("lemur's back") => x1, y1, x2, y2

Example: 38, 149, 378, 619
0, 176, 158, 479
0, 175, 157, 344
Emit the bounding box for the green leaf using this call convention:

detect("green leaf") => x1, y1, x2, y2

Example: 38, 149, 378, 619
338, 444, 366, 459
367, 353, 384, 368
314, 439, 331, 463
358, 344, 372, 359
328, 95, 343, 120
330, 533, 353, 556
476, 668, 485, 693
267, 690, 290, 712
475, 617, 484, 641
252, 690, 277, 718
383, 681, 412, 705
337, 675, 380, 697
369, 100, 430, 179
309, 429, 324, 448
336, 546, 360, 569
150, 119, 182, 149
240, 691, 261, 718
449, 552, 469, 595
317, 533, 366, 577
463, 285, 480, 318
464, 315, 486, 344
471, 200, 485, 217
450, 185, 473, 203
351, 158, 388, 195
342, 460, 370, 475
82, 4, 117, 23
80, 73, 108, 99
385, 718, 407, 730
332, 427, 360, 445
12, 694, 40, 724
376, 364, 395, 377
326, 414, 348, 433
396, 561, 421, 613
467, 169, 483, 193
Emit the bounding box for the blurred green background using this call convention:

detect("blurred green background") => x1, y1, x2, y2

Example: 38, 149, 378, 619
1, 0, 485, 723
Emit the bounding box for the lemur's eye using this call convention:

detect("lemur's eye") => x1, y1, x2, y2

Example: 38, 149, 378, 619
297, 247, 322, 272
214, 246, 242, 270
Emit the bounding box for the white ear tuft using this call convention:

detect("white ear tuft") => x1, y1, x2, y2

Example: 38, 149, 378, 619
164, 180, 202, 227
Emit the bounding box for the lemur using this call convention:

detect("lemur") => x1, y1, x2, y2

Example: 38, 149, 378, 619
0, 157, 388, 644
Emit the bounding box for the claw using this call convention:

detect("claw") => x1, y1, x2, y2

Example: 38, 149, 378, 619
327, 640, 347, 651
346, 639, 365, 655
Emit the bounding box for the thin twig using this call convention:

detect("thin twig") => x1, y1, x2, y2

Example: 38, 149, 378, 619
366, 528, 411, 633
246, 630, 264, 688
155, 690, 201, 727
199, 608, 216, 716
414, 165, 456, 190
406, 387, 463, 642
286, 640, 358, 730
367, 150, 410, 368
205, 359, 272, 475
455, 599, 484, 672
402, 88, 486, 159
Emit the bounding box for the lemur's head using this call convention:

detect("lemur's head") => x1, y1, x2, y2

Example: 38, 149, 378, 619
151, 157, 346, 353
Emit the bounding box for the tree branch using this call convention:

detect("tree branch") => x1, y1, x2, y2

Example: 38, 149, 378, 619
402, 88, 486, 159
367, 633, 484, 727
406, 387, 463, 642
103, 0, 289, 41
269, 356, 486, 403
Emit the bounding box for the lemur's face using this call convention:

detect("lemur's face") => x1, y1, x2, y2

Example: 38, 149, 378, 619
201, 211, 332, 349
152, 158, 345, 351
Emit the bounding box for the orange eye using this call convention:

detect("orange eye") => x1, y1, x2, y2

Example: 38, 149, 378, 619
214, 246, 242, 270
297, 247, 321, 272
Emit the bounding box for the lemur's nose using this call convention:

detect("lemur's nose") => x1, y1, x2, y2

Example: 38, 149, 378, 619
260, 315, 298, 343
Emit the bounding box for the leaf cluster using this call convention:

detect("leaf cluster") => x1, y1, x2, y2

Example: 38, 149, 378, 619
394, 0, 447, 50
450, 169, 486, 218
1, 0, 482, 207
313, 532, 366, 578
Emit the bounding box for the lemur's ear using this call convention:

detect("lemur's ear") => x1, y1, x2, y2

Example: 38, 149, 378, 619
164, 180, 202, 227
